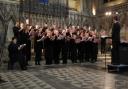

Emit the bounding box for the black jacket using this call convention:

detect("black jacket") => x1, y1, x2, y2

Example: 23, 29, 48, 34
8, 42, 19, 61
112, 22, 121, 43
13, 26, 20, 39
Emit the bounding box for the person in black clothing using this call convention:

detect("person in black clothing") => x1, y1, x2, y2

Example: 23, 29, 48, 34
91, 31, 98, 63
18, 24, 29, 69
76, 37, 82, 63
8, 37, 19, 70
70, 33, 77, 63
8, 37, 26, 70
18, 27, 27, 45
25, 27, 31, 65
62, 32, 71, 64
13, 22, 20, 43
18, 43, 27, 70
85, 32, 94, 62
111, 16, 121, 65
44, 30, 54, 65
83, 30, 90, 63
13, 22, 20, 37
78, 32, 84, 63
34, 29, 43, 65
53, 29, 62, 64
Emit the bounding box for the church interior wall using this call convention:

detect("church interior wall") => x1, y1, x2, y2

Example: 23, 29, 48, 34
96, 0, 128, 35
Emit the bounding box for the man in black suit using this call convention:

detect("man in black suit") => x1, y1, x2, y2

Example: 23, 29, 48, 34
111, 16, 121, 65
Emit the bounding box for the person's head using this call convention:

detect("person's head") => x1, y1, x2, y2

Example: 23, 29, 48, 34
113, 16, 119, 23
20, 23, 25, 29
35, 25, 39, 29
46, 29, 52, 37
15, 22, 19, 27
72, 33, 77, 39
44, 23, 48, 27
54, 29, 59, 36
12, 37, 17, 44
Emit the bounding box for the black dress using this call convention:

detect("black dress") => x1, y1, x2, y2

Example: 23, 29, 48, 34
62, 37, 69, 64
44, 37, 54, 65
25, 32, 31, 65
70, 38, 77, 63
34, 35, 42, 65
18, 30, 27, 69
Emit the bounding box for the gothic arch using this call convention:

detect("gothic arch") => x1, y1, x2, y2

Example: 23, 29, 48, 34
5, 19, 14, 47
8, 15, 16, 24
5, 15, 16, 47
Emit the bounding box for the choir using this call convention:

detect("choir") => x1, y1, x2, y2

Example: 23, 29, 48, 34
8, 22, 99, 70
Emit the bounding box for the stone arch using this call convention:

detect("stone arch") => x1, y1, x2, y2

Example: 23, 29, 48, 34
2, 16, 15, 62
5, 19, 15, 47
5, 15, 17, 46
8, 15, 16, 25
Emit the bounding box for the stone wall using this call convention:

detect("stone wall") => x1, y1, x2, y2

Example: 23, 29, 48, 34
0, 2, 19, 62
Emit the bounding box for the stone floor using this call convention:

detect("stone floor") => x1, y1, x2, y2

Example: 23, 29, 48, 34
0, 54, 128, 89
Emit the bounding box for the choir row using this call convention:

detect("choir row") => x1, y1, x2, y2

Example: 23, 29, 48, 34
8, 23, 99, 70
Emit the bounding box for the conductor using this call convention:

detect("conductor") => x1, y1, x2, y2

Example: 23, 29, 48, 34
111, 16, 121, 65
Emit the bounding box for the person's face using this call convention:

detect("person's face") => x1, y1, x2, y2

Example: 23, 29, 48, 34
35, 25, 39, 29
20, 23, 24, 29
83, 26, 87, 30
13, 39, 17, 44
54, 30, 59, 36
39, 28, 42, 33
73, 35, 76, 39
77, 26, 80, 29
16, 22, 19, 27
44, 23, 48, 27
47, 30, 52, 37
